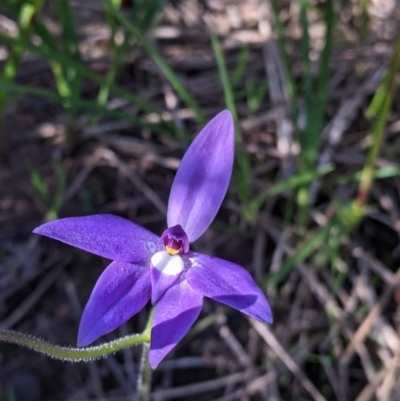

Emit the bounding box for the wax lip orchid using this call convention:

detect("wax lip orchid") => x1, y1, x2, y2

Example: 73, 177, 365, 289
33, 110, 273, 368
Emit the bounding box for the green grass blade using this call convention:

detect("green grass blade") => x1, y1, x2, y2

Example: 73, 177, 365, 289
266, 219, 334, 288
52, 162, 67, 218
98, 0, 124, 108
269, 0, 297, 107
356, 25, 400, 208
336, 165, 400, 185
296, 1, 334, 227
0, 0, 46, 153
131, 0, 168, 31
232, 44, 250, 87
0, 31, 171, 129
211, 34, 251, 203
211, 35, 237, 116
98, 0, 166, 109
54, 0, 79, 50
1, 0, 45, 85
317, 0, 334, 113
0, 80, 171, 136
245, 164, 334, 221
30, 169, 48, 203
298, 0, 330, 170
246, 80, 268, 113
104, 0, 205, 123
53, 0, 82, 98
299, 0, 312, 101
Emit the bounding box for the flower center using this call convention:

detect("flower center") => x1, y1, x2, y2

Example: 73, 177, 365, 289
161, 224, 189, 255
151, 251, 184, 275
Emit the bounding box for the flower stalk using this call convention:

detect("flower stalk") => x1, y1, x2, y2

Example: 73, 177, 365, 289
137, 343, 152, 401
0, 310, 155, 362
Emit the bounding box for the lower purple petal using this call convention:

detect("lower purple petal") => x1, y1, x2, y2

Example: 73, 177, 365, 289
34, 214, 160, 263
78, 260, 151, 346
149, 279, 203, 368
150, 266, 182, 305
186, 253, 273, 324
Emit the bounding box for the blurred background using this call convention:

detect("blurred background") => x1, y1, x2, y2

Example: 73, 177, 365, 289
1, 0, 400, 400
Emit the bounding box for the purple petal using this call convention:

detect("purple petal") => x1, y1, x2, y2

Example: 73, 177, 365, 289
186, 253, 273, 324
149, 279, 203, 368
167, 110, 234, 242
34, 214, 160, 263
78, 260, 151, 346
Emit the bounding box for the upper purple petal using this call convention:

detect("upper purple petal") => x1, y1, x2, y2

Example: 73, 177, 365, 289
33, 214, 159, 263
186, 253, 273, 324
78, 260, 151, 346
149, 278, 203, 368
167, 110, 234, 242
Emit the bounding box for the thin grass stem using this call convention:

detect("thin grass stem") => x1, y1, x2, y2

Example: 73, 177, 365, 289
356, 25, 400, 209
105, 0, 205, 124
211, 34, 251, 204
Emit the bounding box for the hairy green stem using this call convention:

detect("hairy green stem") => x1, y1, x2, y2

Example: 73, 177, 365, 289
137, 308, 154, 400
0, 330, 149, 362
0, 309, 155, 362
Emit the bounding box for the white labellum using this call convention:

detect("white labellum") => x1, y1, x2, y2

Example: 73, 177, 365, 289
151, 250, 184, 276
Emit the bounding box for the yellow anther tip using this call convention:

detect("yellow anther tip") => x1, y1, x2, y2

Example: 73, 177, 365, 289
165, 246, 179, 255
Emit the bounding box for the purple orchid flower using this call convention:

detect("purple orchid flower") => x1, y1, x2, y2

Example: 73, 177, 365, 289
33, 110, 272, 368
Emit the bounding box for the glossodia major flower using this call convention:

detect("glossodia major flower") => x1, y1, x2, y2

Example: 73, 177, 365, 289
33, 110, 273, 368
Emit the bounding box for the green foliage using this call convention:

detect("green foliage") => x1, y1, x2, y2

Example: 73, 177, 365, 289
266, 219, 334, 289
0, 0, 179, 150
105, 0, 205, 124
269, 0, 334, 227
352, 25, 400, 224
30, 162, 66, 220
245, 164, 334, 222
